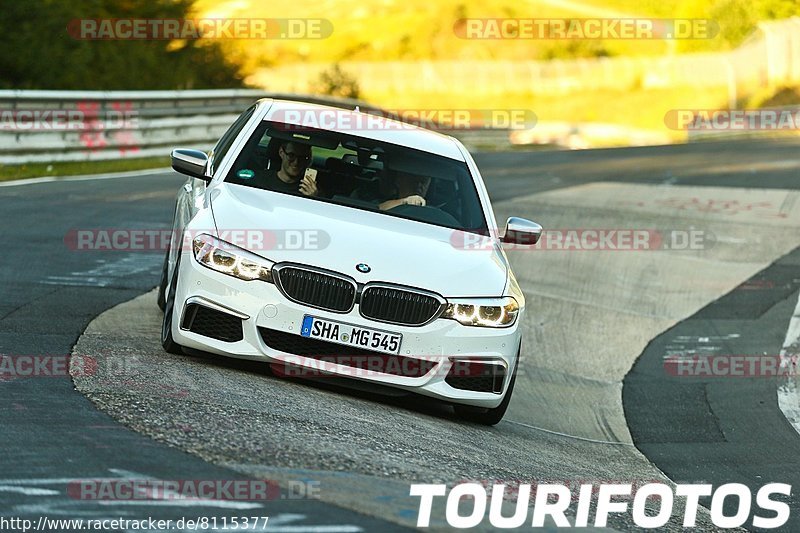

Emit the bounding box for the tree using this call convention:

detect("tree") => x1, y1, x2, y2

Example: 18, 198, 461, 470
312, 64, 360, 99
0, 0, 245, 89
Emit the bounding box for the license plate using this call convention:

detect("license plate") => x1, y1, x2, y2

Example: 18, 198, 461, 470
300, 315, 402, 355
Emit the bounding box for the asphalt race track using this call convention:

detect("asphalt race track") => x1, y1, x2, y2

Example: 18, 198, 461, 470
2, 137, 800, 531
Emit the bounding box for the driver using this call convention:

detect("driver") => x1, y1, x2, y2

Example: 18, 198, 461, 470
375, 172, 431, 211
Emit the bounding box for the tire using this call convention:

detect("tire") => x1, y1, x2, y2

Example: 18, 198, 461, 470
161, 253, 184, 354
454, 349, 519, 426
156, 245, 170, 312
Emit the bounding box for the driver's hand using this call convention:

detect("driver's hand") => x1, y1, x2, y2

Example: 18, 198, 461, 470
403, 195, 426, 206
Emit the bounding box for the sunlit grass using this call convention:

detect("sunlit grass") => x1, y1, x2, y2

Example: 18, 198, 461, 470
0, 157, 169, 182
363, 84, 730, 138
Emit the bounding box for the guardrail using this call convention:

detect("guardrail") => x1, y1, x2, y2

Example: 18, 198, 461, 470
0, 90, 518, 165
7, 89, 792, 164
0, 90, 371, 165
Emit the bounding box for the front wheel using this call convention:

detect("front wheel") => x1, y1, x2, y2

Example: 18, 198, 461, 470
161, 253, 184, 354
454, 352, 519, 426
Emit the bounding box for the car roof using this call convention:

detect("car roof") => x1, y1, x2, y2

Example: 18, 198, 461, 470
259, 99, 466, 161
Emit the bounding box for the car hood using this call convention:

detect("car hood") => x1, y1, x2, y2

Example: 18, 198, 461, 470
209, 184, 508, 297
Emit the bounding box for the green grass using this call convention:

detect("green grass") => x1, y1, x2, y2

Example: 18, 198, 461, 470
0, 156, 170, 182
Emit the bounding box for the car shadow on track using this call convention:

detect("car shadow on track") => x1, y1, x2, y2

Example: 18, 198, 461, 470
180, 347, 477, 425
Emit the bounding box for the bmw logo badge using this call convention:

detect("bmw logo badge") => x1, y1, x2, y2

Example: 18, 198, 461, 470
356, 263, 371, 273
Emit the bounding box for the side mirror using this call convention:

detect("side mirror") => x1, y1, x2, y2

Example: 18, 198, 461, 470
171, 149, 210, 181
502, 217, 542, 245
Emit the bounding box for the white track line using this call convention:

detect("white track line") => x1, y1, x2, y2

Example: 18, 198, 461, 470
0, 486, 60, 496
0, 168, 170, 188
777, 290, 800, 432
505, 419, 635, 446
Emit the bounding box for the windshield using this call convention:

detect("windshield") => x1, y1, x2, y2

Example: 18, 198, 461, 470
223, 120, 488, 233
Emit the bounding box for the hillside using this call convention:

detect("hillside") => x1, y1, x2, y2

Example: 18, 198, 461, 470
194, 0, 800, 70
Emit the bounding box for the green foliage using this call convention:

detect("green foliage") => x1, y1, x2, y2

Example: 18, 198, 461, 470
0, 0, 244, 89
312, 64, 360, 99
682, 0, 800, 51
710, 0, 757, 48
709, 0, 800, 48
749, 85, 800, 108
751, 0, 800, 19
540, 40, 612, 60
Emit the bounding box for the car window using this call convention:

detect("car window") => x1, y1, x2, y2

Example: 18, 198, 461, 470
224, 120, 488, 234
209, 105, 256, 174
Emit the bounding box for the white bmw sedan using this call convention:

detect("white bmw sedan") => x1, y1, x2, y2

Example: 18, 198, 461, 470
159, 99, 541, 425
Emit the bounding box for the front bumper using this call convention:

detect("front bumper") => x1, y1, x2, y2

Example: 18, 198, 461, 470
170, 251, 523, 408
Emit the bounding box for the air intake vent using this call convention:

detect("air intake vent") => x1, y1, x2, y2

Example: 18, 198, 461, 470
445, 361, 506, 394
181, 304, 244, 342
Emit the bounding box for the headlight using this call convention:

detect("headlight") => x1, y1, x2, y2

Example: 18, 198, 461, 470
192, 234, 273, 282
442, 297, 519, 327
